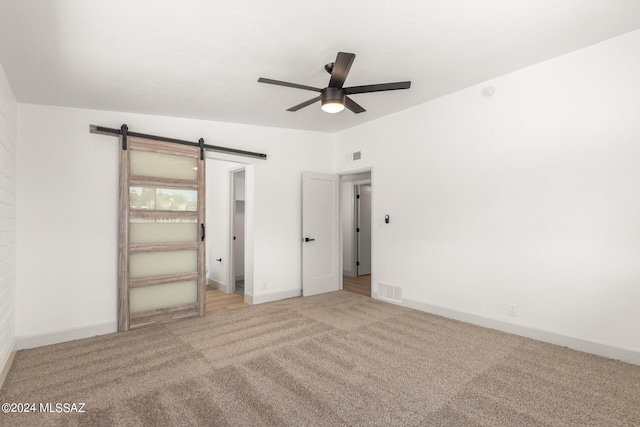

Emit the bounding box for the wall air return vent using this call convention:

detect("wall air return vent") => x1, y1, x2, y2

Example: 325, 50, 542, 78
378, 283, 402, 303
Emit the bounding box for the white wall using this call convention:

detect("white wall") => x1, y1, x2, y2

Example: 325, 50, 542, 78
234, 201, 245, 280
0, 62, 17, 383
335, 29, 640, 362
234, 170, 245, 201
16, 104, 332, 343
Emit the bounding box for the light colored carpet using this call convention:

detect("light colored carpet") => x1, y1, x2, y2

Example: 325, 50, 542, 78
1, 291, 639, 426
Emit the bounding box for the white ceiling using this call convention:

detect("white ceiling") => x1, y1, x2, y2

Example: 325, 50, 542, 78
1, 0, 640, 133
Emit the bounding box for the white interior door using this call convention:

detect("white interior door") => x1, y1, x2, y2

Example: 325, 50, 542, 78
302, 172, 340, 296
356, 184, 372, 275
234, 201, 245, 282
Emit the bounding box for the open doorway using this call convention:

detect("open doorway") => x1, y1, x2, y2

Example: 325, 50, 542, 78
340, 171, 372, 297
230, 168, 245, 296
205, 158, 251, 312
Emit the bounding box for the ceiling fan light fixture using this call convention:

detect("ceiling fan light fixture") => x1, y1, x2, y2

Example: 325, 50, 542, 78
321, 87, 345, 114
321, 101, 345, 113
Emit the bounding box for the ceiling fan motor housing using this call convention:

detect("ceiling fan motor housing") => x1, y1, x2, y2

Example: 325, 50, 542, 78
321, 87, 345, 106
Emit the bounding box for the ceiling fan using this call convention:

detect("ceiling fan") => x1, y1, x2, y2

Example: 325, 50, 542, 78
258, 52, 411, 114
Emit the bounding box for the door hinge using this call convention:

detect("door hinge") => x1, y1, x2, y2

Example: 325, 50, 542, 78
357, 228, 360, 232
356, 194, 360, 199
356, 261, 360, 266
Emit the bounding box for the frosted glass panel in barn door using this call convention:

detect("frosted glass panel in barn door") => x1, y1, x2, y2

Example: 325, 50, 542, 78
118, 136, 206, 331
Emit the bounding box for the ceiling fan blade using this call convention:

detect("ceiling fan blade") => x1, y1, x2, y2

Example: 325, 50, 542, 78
258, 77, 322, 92
287, 96, 322, 112
345, 97, 366, 114
328, 52, 356, 88
344, 81, 411, 95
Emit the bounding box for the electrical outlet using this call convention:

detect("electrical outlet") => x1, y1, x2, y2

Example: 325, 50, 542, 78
262, 281, 268, 291
507, 303, 518, 317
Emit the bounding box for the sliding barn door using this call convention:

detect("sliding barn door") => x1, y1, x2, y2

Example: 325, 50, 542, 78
119, 136, 206, 331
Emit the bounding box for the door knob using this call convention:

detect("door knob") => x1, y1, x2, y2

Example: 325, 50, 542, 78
304, 237, 315, 242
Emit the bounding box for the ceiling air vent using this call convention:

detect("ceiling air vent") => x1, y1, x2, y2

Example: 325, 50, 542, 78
353, 151, 362, 161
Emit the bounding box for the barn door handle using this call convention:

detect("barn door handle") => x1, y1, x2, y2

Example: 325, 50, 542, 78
304, 237, 315, 242
201, 223, 205, 241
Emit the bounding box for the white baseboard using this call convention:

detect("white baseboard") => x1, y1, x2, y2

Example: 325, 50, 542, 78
16, 322, 118, 351
0, 339, 17, 390
207, 278, 228, 293
245, 289, 301, 305
343, 270, 355, 277
392, 296, 640, 366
